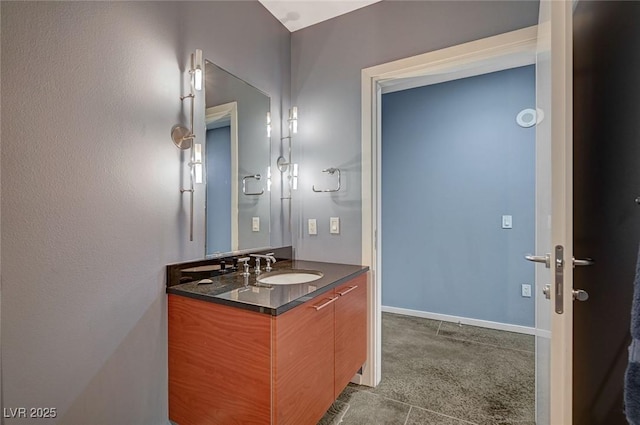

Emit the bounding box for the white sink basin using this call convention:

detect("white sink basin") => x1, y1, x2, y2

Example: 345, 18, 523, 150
256, 270, 323, 285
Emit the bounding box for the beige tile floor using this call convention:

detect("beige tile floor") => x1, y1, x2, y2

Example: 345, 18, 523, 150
319, 312, 535, 425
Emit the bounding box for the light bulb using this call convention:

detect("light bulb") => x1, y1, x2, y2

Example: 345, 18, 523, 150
292, 163, 298, 190
194, 68, 202, 91
193, 49, 203, 91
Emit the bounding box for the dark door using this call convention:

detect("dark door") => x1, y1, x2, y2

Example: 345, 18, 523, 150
573, 2, 640, 424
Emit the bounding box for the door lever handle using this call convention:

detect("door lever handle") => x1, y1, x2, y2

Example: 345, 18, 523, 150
573, 258, 594, 267
525, 254, 551, 268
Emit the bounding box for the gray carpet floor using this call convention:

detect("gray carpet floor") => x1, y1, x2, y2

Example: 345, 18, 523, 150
319, 312, 535, 425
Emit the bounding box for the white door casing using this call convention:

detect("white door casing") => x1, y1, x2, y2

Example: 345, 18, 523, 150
537, 0, 574, 423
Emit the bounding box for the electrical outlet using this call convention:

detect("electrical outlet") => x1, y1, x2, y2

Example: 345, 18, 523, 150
252, 217, 260, 232
308, 219, 317, 235
522, 284, 532, 297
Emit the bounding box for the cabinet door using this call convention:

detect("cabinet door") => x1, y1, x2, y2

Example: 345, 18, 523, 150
168, 295, 272, 425
273, 291, 337, 425
334, 274, 368, 397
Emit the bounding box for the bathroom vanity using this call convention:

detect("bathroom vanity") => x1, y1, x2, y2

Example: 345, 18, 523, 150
167, 258, 368, 425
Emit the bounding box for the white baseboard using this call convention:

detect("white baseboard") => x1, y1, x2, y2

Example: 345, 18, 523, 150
381, 305, 535, 335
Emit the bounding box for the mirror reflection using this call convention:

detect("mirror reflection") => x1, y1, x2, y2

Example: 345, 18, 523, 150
204, 61, 271, 256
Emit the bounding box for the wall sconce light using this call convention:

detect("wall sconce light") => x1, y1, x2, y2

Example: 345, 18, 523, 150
193, 143, 203, 184
278, 106, 299, 199
193, 49, 203, 91
267, 166, 272, 192
171, 48, 204, 242
289, 106, 298, 134
267, 112, 272, 138
292, 163, 299, 191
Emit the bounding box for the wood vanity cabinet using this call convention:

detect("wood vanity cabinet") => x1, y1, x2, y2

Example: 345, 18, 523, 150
168, 272, 368, 425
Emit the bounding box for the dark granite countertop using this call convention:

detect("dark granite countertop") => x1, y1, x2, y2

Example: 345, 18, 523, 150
166, 259, 368, 315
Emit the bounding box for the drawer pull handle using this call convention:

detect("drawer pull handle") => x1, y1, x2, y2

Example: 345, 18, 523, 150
337, 286, 358, 296
312, 297, 338, 311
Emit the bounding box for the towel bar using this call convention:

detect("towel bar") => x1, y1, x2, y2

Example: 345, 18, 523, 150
242, 174, 264, 196
312, 168, 341, 193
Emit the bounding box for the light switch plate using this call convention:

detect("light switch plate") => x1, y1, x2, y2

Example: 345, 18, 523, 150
522, 284, 532, 297
330, 217, 340, 234
502, 215, 513, 229
308, 219, 317, 235
252, 217, 260, 232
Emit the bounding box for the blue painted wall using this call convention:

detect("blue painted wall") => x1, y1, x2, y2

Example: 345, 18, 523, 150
381, 65, 536, 327
206, 126, 232, 255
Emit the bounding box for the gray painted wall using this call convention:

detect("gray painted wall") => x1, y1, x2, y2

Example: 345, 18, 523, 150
0, 2, 289, 424
381, 66, 536, 327
291, 0, 540, 264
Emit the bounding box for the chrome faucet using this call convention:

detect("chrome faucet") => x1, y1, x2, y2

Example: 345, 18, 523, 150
250, 253, 276, 273
238, 257, 251, 277
264, 253, 276, 272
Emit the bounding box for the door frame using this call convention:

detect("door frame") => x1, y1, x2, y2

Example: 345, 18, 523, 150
360, 25, 538, 387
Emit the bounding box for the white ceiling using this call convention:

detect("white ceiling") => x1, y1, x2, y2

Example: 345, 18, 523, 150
259, 0, 382, 32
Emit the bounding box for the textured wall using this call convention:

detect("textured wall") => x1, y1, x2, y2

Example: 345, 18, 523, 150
0, 2, 289, 424
291, 0, 540, 264
381, 66, 536, 327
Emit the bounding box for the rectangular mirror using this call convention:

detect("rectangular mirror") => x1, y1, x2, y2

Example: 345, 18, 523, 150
204, 60, 271, 256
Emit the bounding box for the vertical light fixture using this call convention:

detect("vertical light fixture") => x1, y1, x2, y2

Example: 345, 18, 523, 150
171, 48, 204, 242
292, 163, 299, 190
191, 49, 204, 185
267, 112, 272, 138
277, 106, 299, 200
193, 143, 203, 184
289, 106, 298, 134
193, 49, 203, 91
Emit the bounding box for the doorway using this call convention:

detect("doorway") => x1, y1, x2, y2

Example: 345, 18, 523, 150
373, 62, 538, 423
380, 65, 537, 332
359, 24, 563, 421
360, 24, 539, 384
362, 4, 577, 421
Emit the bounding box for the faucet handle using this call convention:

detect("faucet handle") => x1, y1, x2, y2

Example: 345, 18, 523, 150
238, 257, 251, 276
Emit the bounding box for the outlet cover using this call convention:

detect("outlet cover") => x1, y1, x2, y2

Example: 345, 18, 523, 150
502, 215, 513, 229
330, 217, 340, 234
522, 284, 532, 297
308, 219, 317, 235
252, 217, 260, 232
